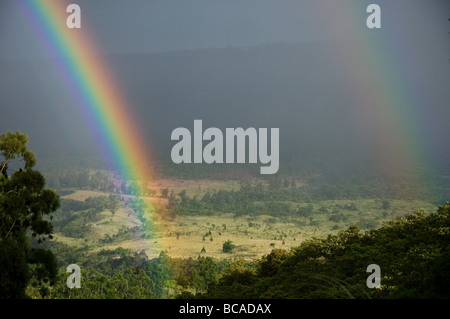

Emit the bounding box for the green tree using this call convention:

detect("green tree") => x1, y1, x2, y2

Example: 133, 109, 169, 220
107, 194, 120, 215
0, 131, 60, 298
222, 240, 235, 253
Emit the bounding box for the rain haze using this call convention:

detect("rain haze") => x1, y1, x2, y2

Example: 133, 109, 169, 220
1, 0, 450, 178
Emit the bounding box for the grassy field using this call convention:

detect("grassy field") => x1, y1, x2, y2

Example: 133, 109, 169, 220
56, 181, 437, 260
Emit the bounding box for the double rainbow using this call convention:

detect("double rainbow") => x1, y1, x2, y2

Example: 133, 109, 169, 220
18, 1, 440, 256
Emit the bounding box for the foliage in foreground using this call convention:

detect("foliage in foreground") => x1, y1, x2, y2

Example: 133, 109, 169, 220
0, 132, 60, 298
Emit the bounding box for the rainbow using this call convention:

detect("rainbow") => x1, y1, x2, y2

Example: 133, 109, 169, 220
17, 1, 164, 255
309, 1, 439, 193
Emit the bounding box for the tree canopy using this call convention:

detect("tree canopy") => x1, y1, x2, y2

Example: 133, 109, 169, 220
0, 131, 60, 298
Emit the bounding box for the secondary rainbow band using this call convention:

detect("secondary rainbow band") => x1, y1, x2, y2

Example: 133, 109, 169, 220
310, 1, 436, 191
18, 1, 161, 246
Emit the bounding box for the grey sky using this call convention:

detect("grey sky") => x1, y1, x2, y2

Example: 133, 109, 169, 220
1, 0, 449, 59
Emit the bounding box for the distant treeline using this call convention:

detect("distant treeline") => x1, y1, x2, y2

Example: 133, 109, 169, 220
170, 175, 449, 217
45, 170, 116, 193
44, 169, 159, 197
40, 156, 450, 204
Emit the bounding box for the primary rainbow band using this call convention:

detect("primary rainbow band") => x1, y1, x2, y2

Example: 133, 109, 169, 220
18, 1, 162, 252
